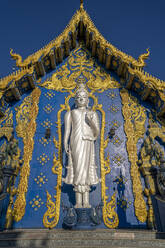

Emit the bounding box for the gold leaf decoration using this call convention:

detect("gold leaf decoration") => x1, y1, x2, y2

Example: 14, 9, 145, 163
43, 191, 57, 228
39, 47, 120, 93
103, 191, 119, 228
13, 87, 41, 222
120, 89, 147, 223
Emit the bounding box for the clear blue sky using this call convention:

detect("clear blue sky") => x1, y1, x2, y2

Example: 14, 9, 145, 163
0, 0, 165, 81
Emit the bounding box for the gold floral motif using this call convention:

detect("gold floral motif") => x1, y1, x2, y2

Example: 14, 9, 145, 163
39, 137, 51, 147
37, 153, 50, 166
13, 87, 41, 222
29, 195, 44, 211
44, 91, 55, 100
41, 119, 53, 128
120, 89, 147, 223
43, 104, 54, 114
34, 173, 48, 187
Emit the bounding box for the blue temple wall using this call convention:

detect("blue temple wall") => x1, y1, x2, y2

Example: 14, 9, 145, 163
1, 47, 163, 230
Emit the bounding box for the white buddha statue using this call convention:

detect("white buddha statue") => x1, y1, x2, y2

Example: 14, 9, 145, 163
63, 84, 100, 208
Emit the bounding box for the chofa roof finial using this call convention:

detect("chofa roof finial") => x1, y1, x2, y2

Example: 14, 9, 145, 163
80, 0, 84, 9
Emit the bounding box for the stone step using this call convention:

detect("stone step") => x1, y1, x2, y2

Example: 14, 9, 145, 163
1, 246, 160, 248
0, 229, 165, 248
1, 229, 164, 240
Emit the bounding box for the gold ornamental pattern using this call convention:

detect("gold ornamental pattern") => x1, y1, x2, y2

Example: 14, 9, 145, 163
13, 87, 41, 222
120, 89, 147, 223
39, 47, 120, 92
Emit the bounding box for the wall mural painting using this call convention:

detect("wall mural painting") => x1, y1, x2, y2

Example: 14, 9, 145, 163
3, 46, 153, 229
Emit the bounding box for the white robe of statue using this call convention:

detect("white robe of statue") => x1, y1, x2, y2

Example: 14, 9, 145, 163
63, 84, 100, 208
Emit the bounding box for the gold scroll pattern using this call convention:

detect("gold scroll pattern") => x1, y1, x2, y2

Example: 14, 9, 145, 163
43, 88, 119, 228
13, 87, 41, 222
39, 47, 120, 93
120, 89, 147, 223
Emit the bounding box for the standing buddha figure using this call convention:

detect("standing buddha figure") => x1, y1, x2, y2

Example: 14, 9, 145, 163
63, 84, 100, 208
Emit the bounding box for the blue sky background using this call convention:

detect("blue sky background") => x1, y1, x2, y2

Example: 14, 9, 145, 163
0, 0, 165, 81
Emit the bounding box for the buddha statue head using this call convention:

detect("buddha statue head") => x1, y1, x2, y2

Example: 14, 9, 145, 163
75, 84, 89, 108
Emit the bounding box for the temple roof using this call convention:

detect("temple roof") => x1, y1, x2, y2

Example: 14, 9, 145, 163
0, 2, 165, 117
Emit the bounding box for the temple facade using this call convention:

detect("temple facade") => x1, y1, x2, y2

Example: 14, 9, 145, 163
0, 1, 165, 236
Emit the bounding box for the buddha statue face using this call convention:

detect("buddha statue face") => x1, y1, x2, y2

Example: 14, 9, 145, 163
75, 84, 88, 108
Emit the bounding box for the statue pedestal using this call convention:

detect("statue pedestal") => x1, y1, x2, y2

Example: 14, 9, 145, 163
63, 206, 102, 229
75, 208, 92, 229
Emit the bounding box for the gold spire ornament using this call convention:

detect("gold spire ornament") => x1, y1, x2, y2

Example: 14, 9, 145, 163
80, 0, 84, 9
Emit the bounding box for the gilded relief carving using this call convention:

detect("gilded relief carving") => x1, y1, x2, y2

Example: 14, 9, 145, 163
120, 89, 147, 223
39, 47, 120, 92
13, 87, 41, 222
